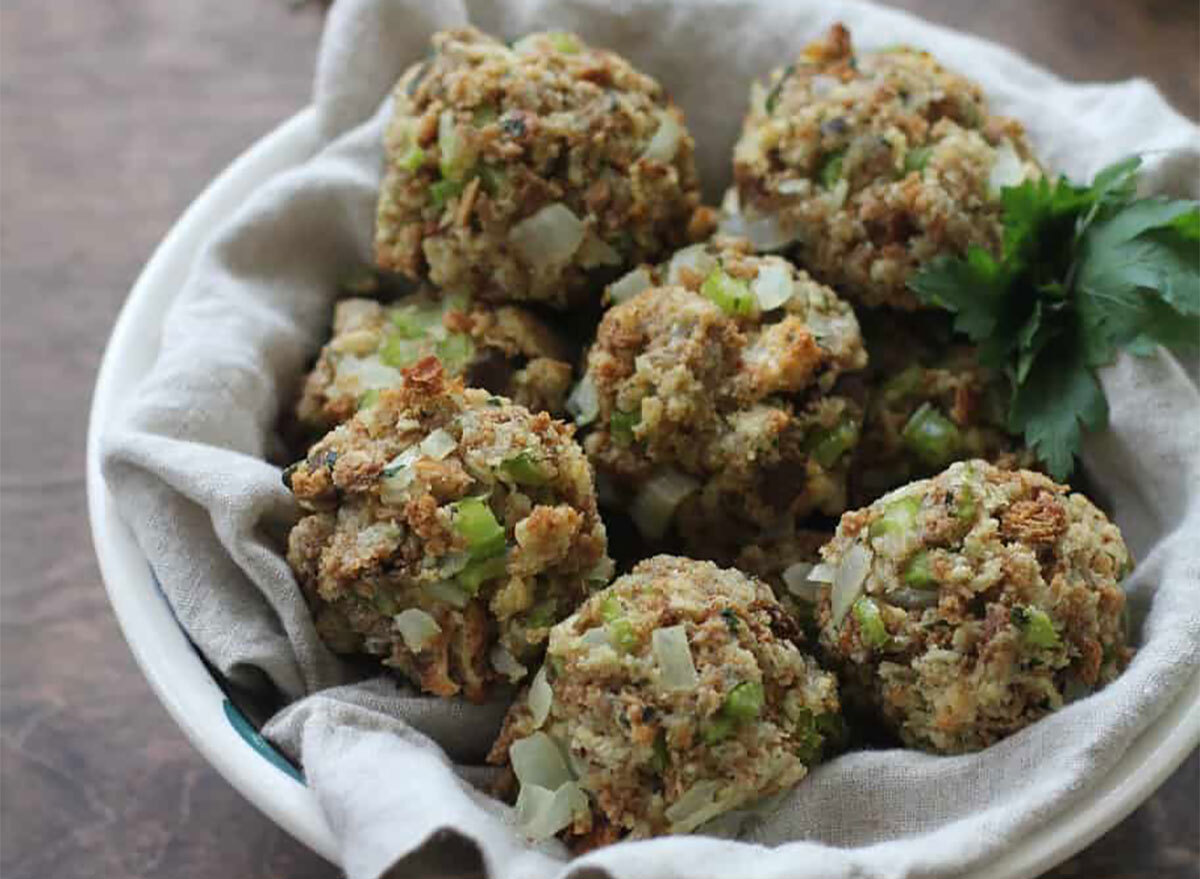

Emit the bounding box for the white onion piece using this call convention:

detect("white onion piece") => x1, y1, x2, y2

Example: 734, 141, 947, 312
718, 210, 797, 252
528, 665, 553, 728
490, 644, 528, 682
419, 428, 458, 460
988, 139, 1027, 195
776, 178, 808, 195
652, 625, 699, 690
566, 375, 599, 426
807, 562, 836, 583
425, 580, 470, 608
608, 267, 653, 304
580, 627, 610, 647
515, 781, 587, 840
631, 470, 699, 541
509, 203, 586, 269
394, 608, 442, 651
831, 543, 873, 627
641, 110, 683, 163
338, 355, 402, 392
782, 562, 822, 602
828, 178, 849, 210
510, 732, 573, 790
667, 244, 718, 285
665, 780, 725, 833
721, 186, 741, 215
752, 262, 795, 310
810, 75, 838, 97
578, 233, 622, 268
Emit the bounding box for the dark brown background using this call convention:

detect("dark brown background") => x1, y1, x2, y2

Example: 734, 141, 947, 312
1, 2, 1196, 877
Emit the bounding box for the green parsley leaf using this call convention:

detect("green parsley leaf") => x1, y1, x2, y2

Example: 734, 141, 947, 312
908, 155, 1199, 478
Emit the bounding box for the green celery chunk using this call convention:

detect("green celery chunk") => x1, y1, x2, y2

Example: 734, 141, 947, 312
500, 451, 551, 486
902, 403, 962, 468
358, 389, 381, 411
380, 335, 429, 369
701, 269, 758, 317
869, 495, 922, 539
954, 482, 978, 524
599, 596, 623, 623
903, 550, 938, 589
450, 497, 506, 560
818, 149, 846, 189
904, 146, 932, 174
807, 417, 859, 468
1011, 605, 1061, 648
722, 681, 765, 721
526, 600, 557, 628
430, 178, 463, 208
390, 303, 443, 339
853, 597, 890, 648
477, 164, 505, 196
608, 619, 638, 653
457, 553, 508, 594
398, 145, 426, 173
609, 409, 641, 446
701, 715, 736, 744
436, 333, 475, 374
882, 364, 924, 401
547, 32, 580, 53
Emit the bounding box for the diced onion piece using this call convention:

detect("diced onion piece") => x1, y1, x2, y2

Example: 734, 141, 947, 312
810, 75, 838, 97
828, 178, 849, 210
580, 627, 610, 647
807, 562, 836, 583
776, 178, 808, 195
394, 608, 442, 652
717, 210, 797, 252
630, 470, 699, 540
751, 262, 795, 310
641, 110, 682, 163
782, 562, 821, 601
380, 446, 422, 504
608, 267, 653, 304
425, 580, 470, 608
667, 244, 718, 285
510, 732, 572, 790
989, 139, 1026, 195
509, 203, 586, 269
490, 645, 528, 682
566, 375, 599, 426
578, 233, 622, 268
528, 665, 553, 728
665, 780, 725, 833
887, 587, 940, 610
832, 543, 873, 627
338, 355, 402, 392
515, 781, 586, 840
419, 428, 457, 460
652, 625, 699, 690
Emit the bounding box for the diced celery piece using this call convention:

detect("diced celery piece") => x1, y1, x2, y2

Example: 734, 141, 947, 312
526, 600, 557, 629
853, 596, 889, 648
955, 482, 978, 524
608, 619, 638, 653
901, 403, 962, 468
599, 596, 623, 623
390, 303, 443, 339
807, 417, 859, 468
436, 333, 475, 374
609, 409, 641, 446
380, 335, 429, 368
500, 451, 551, 486
398, 145, 426, 172
818, 149, 846, 189
547, 32, 580, 53
903, 550, 937, 589
477, 164, 505, 196
868, 496, 921, 539
450, 497, 506, 560
358, 389, 381, 410
882, 364, 924, 401
904, 146, 932, 174
430, 178, 463, 208
701, 269, 758, 318
722, 681, 765, 721
458, 553, 508, 594
1011, 605, 1061, 648
701, 715, 736, 744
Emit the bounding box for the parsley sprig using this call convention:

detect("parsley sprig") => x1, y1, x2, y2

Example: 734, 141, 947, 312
909, 157, 1199, 479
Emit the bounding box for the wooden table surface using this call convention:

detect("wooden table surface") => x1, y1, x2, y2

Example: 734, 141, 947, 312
1, 2, 1196, 877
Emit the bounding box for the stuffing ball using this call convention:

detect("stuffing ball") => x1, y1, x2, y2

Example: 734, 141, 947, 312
727, 23, 1040, 309
577, 237, 867, 557
296, 291, 573, 435
815, 460, 1132, 754
375, 28, 710, 308
285, 359, 609, 702
488, 555, 841, 848
850, 310, 1032, 506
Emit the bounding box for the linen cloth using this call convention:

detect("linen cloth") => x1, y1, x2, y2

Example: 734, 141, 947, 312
102, 1, 1200, 876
